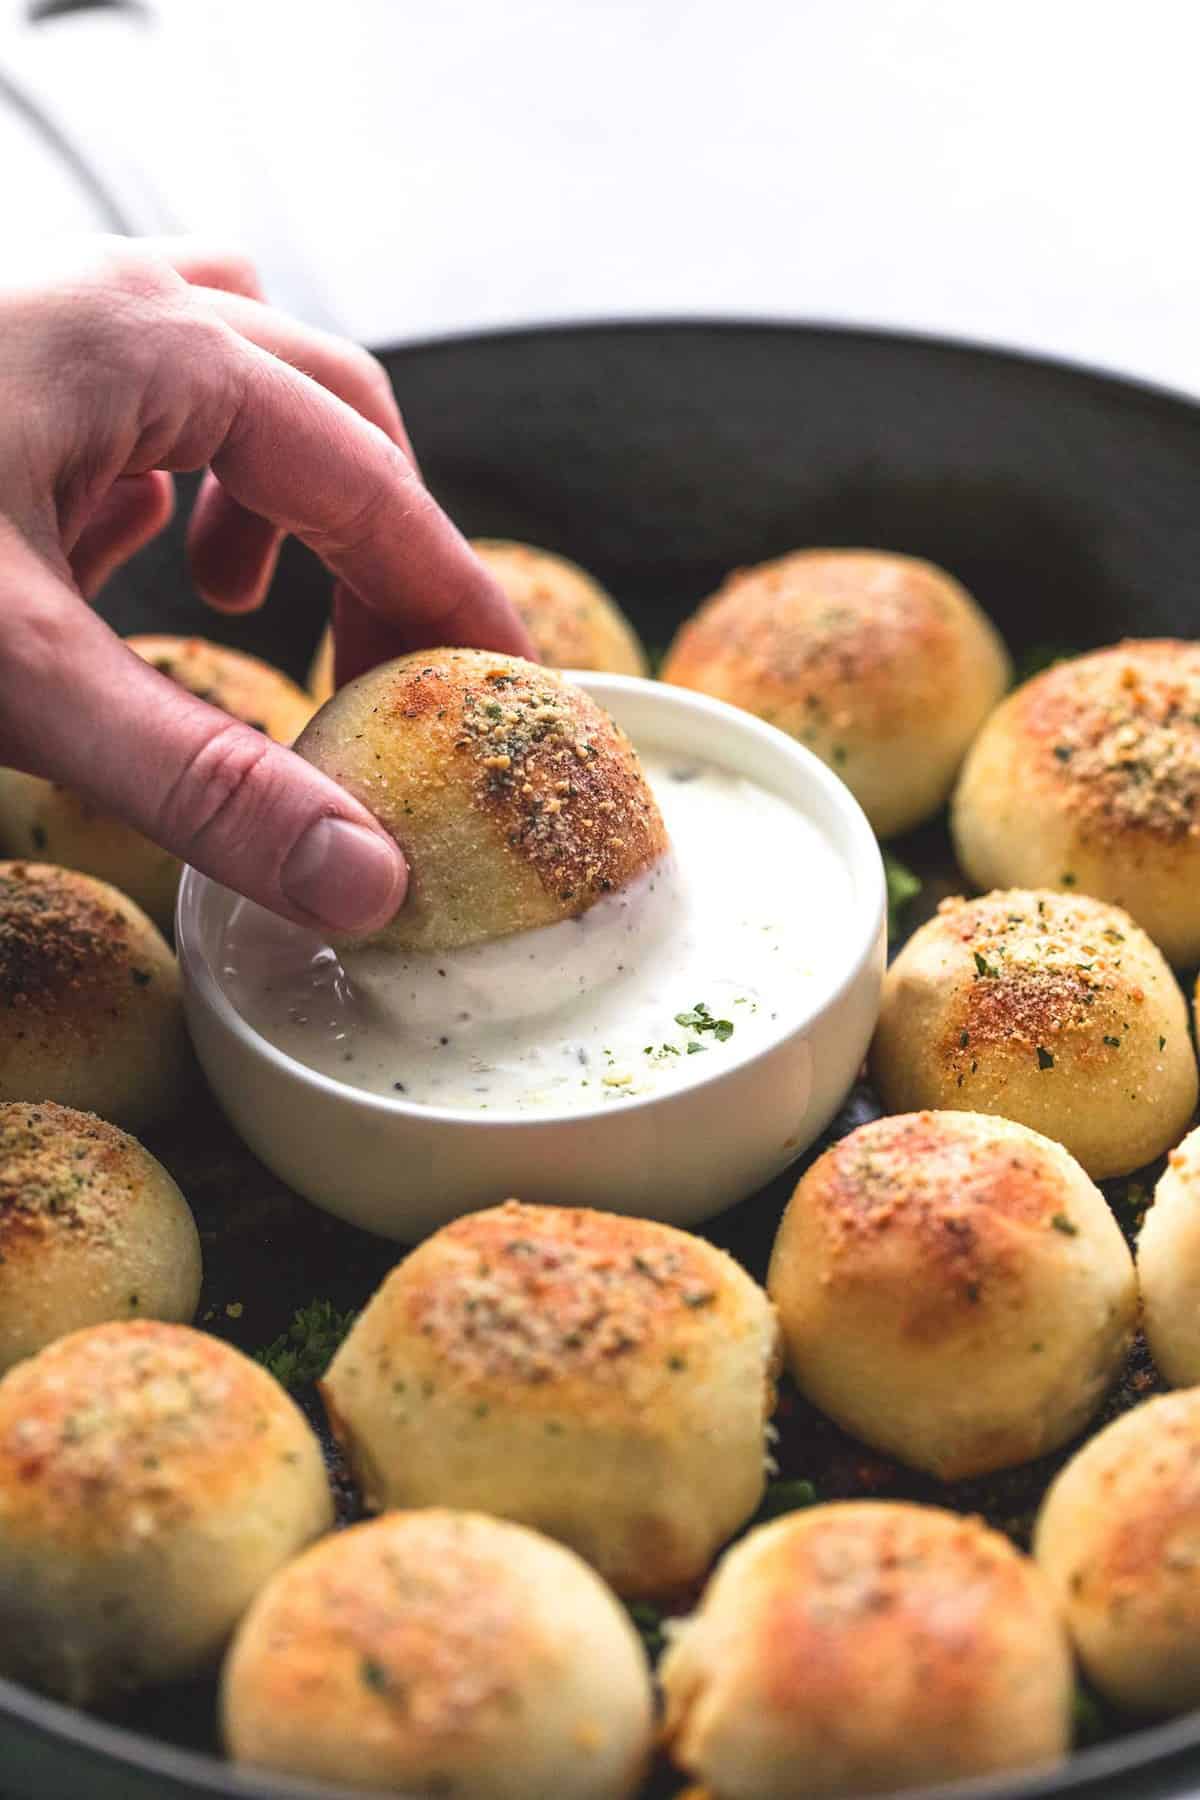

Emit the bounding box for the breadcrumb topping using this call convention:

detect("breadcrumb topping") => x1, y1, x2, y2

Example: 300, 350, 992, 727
393, 654, 665, 905
403, 1201, 738, 1386
933, 891, 1148, 1078
0, 863, 145, 1012
1022, 641, 1200, 839
0, 1102, 135, 1248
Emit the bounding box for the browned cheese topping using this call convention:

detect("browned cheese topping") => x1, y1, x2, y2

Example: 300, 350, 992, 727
401, 1201, 738, 1388
259, 1515, 530, 1723
1021, 641, 1200, 840
474, 542, 614, 669
934, 892, 1147, 1082
0, 863, 149, 1016
668, 551, 961, 732
756, 1510, 1033, 1714
807, 1114, 1077, 1333
0, 1102, 135, 1253
393, 657, 664, 906
0, 1323, 286, 1536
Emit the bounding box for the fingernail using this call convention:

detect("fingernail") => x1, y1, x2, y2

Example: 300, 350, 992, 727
281, 819, 406, 932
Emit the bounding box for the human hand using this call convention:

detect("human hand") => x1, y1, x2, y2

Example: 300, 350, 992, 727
0, 238, 534, 934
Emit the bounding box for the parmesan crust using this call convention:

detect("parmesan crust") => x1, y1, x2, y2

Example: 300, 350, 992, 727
953, 640, 1200, 964
661, 548, 1010, 836
0, 862, 191, 1132
871, 888, 1196, 1178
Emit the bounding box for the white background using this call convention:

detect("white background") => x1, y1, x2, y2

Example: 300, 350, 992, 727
1, 0, 1199, 391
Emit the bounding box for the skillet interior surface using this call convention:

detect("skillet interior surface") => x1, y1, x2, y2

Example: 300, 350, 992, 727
5, 320, 1200, 1800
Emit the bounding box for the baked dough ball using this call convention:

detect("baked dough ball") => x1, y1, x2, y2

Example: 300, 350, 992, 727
322, 1201, 780, 1598
767, 1111, 1135, 1479
1137, 1126, 1200, 1385
953, 640, 1200, 965
308, 539, 647, 701
661, 549, 1010, 837
222, 1509, 653, 1798
0, 636, 314, 931
871, 888, 1196, 1180
0, 1320, 332, 1705
661, 1502, 1071, 1799
0, 1102, 200, 1374
0, 862, 191, 1134
295, 650, 668, 953
1034, 1388, 1200, 1712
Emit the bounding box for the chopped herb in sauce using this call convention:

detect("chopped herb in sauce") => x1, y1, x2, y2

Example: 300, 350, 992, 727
675, 1001, 735, 1042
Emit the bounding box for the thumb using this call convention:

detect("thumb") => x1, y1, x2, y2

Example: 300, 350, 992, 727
0, 541, 405, 933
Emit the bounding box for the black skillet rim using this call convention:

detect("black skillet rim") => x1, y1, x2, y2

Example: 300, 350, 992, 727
5, 314, 1200, 1800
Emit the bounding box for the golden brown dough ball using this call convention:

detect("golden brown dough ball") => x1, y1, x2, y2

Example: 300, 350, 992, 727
1137, 1125, 1200, 1386
1034, 1388, 1200, 1713
321, 1201, 780, 1599
308, 540, 647, 702
0, 862, 191, 1134
767, 1111, 1135, 1479
661, 1502, 1072, 1800
295, 650, 668, 954
953, 640, 1200, 965
0, 1102, 200, 1373
0, 636, 314, 931
660, 549, 1010, 837
871, 888, 1196, 1180
222, 1509, 653, 1799
0, 1320, 332, 1705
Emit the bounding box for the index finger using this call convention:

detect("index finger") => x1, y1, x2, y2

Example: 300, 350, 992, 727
208, 344, 535, 661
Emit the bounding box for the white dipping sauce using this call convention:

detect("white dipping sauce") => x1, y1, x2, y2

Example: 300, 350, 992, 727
220, 750, 851, 1115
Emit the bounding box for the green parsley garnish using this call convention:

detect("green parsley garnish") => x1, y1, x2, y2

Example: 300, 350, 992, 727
255, 1298, 356, 1391
756, 1477, 819, 1522
628, 1602, 666, 1661
974, 950, 1000, 979
1051, 1213, 1078, 1235
883, 850, 921, 940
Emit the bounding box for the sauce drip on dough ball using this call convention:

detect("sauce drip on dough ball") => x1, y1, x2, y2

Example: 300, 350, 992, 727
222, 1509, 654, 1800
0, 1101, 200, 1373
871, 887, 1196, 1179
953, 640, 1200, 964
661, 1502, 1072, 1799
0, 1321, 332, 1705
767, 1111, 1135, 1479
321, 1200, 780, 1598
662, 548, 1010, 837
0, 862, 191, 1133
295, 650, 669, 953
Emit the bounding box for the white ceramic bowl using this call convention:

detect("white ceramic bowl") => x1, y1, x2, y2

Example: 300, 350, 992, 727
177, 674, 886, 1240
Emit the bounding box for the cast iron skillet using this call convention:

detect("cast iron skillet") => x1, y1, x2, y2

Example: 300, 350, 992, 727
4, 321, 1200, 1800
